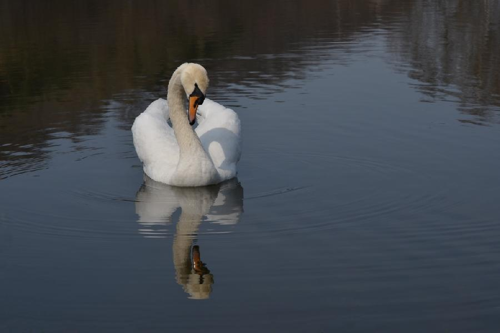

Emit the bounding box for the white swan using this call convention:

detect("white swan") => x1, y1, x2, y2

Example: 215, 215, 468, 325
132, 63, 241, 187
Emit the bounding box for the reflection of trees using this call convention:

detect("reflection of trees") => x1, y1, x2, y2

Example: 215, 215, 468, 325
386, 0, 500, 123
0, 0, 386, 178
1, 0, 499, 177
0, 0, 388, 111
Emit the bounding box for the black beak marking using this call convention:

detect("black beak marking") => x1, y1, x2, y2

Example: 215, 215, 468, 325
190, 83, 205, 105
188, 83, 205, 126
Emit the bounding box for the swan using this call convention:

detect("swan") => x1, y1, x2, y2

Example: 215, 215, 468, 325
132, 63, 241, 187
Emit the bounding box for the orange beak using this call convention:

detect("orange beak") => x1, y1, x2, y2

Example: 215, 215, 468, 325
188, 96, 199, 126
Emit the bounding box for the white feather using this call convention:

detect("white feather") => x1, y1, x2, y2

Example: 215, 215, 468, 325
132, 98, 241, 186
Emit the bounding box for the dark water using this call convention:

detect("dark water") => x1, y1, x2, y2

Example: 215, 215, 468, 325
1, 0, 500, 331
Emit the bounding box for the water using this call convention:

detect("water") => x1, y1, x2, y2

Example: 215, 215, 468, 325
1, 0, 500, 331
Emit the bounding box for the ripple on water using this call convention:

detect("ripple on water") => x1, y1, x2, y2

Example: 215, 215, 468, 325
71, 188, 137, 203
242, 151, 462, 239
0, 210, 140, 240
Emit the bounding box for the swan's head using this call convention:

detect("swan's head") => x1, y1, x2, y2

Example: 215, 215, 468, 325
180, 63, 209, 125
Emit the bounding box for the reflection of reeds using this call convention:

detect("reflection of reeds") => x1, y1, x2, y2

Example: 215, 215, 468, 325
1, 0, 499, 177
0, 0, 388, 177
386, 0, 500, 123
0, 0, 391, 114
2, 0, 499, 116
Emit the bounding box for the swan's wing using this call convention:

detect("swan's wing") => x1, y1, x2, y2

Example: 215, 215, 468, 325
196, 99, 241, 181
132, 98, 179, 183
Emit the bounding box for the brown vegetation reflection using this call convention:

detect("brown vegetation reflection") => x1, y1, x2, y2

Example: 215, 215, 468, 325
1, 0, 499, 178
386, 0, 500, 124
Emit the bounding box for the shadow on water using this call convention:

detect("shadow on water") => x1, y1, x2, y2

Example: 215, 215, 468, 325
135, 176, 243, 299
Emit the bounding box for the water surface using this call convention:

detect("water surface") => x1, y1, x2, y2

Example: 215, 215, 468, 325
1, 0, 500, 332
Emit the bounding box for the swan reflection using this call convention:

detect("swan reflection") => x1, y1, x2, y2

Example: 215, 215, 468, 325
135, 176, 243, 299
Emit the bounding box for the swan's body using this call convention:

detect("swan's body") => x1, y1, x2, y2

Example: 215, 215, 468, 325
132, 63, 241, 187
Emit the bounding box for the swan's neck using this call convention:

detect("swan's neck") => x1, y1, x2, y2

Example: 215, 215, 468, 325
167, 68, 219, 186
167, 71, 199, 152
